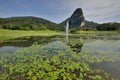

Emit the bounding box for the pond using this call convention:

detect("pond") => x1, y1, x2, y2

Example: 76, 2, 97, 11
0, 34, 120, 79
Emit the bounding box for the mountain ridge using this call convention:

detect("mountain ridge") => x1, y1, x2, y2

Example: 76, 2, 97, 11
0, 8, 119, 31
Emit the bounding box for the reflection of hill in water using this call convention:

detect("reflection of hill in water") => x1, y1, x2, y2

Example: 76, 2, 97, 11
0, 34, 120, 49
0, 35, 65, 47
1, 34, 120, 47
0, 35, 85, 54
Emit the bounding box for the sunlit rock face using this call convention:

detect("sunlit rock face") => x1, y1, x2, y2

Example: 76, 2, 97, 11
60, 8, 85, 28
69, 8, 85, 28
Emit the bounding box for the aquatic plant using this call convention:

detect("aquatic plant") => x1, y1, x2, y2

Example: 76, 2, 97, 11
0, 40, 118, 80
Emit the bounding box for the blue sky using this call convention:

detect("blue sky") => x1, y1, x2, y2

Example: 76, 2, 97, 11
0, 0, 120, 23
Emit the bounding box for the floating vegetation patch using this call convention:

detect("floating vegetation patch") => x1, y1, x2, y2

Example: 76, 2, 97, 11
0, 41, 118, 80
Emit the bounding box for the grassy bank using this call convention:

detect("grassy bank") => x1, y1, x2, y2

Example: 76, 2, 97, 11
0, 29, 62, 36
0, 29, 119, 36
0, 29, 119, 41
76, 30, 119, 34
0, 29, 62, 41
116, 30, 120, 33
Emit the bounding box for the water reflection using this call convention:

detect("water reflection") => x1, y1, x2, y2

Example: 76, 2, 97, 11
0, 35, 64, 47
0, 35, 120, 54
66, 34, 69, 44
81, 40, 120, 53
91, 61, 120, 78
80, 40, 120, 78
0, 46, 20, 54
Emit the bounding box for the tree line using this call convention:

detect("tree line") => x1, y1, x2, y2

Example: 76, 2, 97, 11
96, 23, 120, 31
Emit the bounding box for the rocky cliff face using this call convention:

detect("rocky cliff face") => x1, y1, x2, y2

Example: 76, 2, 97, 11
69, 8, 85, 27
60, 8, 85, 28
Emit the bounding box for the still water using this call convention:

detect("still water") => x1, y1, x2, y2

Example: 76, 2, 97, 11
0, 34, 120, 78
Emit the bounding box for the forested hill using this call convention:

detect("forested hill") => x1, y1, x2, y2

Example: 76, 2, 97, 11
85, 21, 99, 28
0, 16, 64, 31
96, 22, 120, 31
